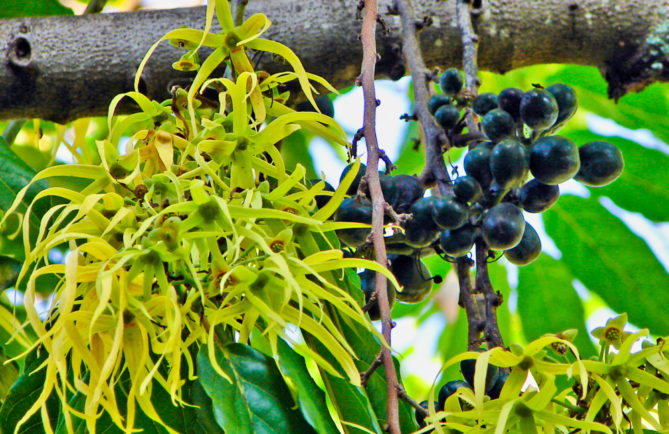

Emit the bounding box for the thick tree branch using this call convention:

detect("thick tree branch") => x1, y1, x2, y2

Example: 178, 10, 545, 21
1, 0, 668, 122
359, 0, 401, 432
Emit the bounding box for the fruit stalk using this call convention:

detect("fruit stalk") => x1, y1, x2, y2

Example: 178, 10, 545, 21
359, 0, 400, 432
474, 239, 505, 348
456, 0, 481, 133
392, 0, 451, 193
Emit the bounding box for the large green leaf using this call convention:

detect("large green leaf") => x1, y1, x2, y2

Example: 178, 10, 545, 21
197, 343, 314, 434
544, 195, 669, 334
0, 1, 73, 18
562, 129, 669, 222
275, 338, 338, 433
0, 136, 50, 237
0, 349, 59, 433
282, 130, 318, 180
0, 347, 20, 404
516, 254, 596, 357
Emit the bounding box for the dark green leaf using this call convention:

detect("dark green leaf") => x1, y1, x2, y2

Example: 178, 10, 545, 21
0, 136, 50, 237
0, 1, 73, 18
544, 196, 669, 334
282, 130, 317, 180
275, 338, 338, 433
516, 254, 597, 357
0, 348, 59, 433
0, 257, 21, 290
197, 343, 314, 434
562, 130, 669, 222
0, 347, 20, 403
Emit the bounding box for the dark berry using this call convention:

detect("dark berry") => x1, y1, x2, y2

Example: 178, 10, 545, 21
295, 94, 335, 118
530, 136, 580, 184
574, 141, 624, 186
439, 68, 464, 97
428, 94, 451, 115
520, 88, 559, 130
481, 203, 525, 249
460, 359, 500, 393
498, 88, 523, 122
390, 255, 433, 303
487, 373, 509, 399
334, 197, 372, 247
435, 105, 461, 130
439, 224, 477, 257
430, 196, 468, 230
438, 380, 471, 410
472, 93, 499, 116
360, 270, 396, 321
415, 400, 437, 427
490, 138, 529, 189
546, 83, 577, 127
339, 163, 366, 195
453, 176, 482, 203
403, 197, 440, 247
477, 141, 496, 151
482, 109, 514, 143
392, 174, 424, 213
363, 173, 399, 206
464, 147, 493, 189
309, 179, 335, 209
504, 222, 541, 265
519, 179, 559, 213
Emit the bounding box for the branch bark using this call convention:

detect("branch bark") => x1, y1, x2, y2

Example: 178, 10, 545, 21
1, 0, 668, 122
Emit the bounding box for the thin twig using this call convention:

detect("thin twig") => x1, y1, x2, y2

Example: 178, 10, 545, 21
361, 351, 384, 387
359, 1, 400, 432
393, 0, 450, 193
83, 0, 108, 14
455, 256, 483, 350
475, 240, 505, 348
456, 0, 481, 135
233, 0, 249, 27
397, 384, 428, 418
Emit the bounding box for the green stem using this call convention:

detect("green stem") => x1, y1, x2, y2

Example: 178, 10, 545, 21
84, 0, 108, 14
2, 120, 26, 145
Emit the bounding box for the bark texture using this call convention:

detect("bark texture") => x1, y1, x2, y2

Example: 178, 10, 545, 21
0, 0, 668, 123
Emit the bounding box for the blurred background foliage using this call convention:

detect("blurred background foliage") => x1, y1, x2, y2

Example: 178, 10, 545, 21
0, 0, 667, 408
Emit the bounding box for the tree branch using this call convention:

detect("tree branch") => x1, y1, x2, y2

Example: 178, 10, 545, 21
474, 240, 505, 348
359, 1, 400, 432
0, 0, 668, 122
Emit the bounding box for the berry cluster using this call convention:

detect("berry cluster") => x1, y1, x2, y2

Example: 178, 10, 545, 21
318, 68, 624, 322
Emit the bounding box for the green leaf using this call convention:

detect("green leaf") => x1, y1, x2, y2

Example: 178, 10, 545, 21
0, 257, 21, 290
0, 349, 59, 433
516, 254, 597, 357
0, 347, 19, 403
282, 130, 317, 180
275, 338, 338, 433
0, 136, 50, 235
562, 129, 669, 222
197, 343, 315, 434
0, 0, 73, 18
544, 196, 669, 335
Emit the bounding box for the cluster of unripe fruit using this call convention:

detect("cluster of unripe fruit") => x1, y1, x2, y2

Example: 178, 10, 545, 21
318, 68, 624, 319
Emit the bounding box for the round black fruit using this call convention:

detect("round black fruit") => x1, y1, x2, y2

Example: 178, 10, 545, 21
498, 88, 524, 122
460, 359, 500, 393
334, 197, 372, 247
504, 222, 541, 265
403, 197, 440, 247
481, 203, 525, 249
440, 68, 464, 97
363, 173, 399, 207
359, 269, 396, 321
438, 380, 471, 410
339, 163, 367, 195
520, 88, 559, 130
574, 141, 624, 186
519, 179, 559, 213
439, 224, 477, 257
530, 136, 580, 184
415, 400, 438, 427
472, 93, 499, 116
464, 146, 493, 189
487, 372, 509, 399
430, 196, 468, 230
428, 94, 451, 115
546, 83, 577, 127
295, 94, 335, 118
390, 255, 433, 303
392, 174, 424, 213
434, 104, 461, 130
482, 109, 514, 143
309, 179, 335, 209
453, 176, 483, 204
490, 138, 529, 189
